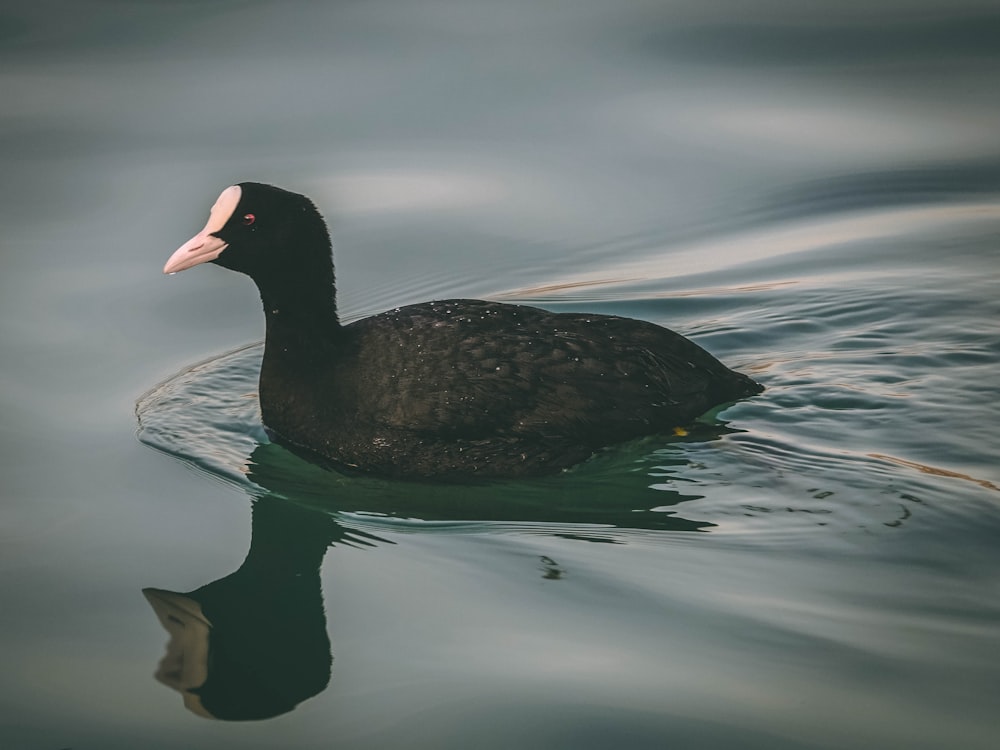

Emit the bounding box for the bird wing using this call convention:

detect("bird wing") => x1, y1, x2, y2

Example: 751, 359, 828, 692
346, 300, 726, 444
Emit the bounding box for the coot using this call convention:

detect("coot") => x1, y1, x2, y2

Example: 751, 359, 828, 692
164, 182, 762, 479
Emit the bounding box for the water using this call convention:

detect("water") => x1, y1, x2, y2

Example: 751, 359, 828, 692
2, 1, 999, 748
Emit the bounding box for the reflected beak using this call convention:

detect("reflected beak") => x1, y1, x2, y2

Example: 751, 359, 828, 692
142, 587, 214, 717
164, 184, 242, 274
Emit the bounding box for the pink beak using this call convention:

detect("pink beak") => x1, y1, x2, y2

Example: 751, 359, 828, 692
163, 185, 242, 274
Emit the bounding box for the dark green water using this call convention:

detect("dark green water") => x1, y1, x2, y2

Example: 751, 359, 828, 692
2, 2, 999, 748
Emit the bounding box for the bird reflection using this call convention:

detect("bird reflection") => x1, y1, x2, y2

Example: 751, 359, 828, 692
143, 432, 717, 720
143, 496, 375, 721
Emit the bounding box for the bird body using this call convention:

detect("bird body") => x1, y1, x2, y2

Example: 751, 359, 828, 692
165, 182, 762, 479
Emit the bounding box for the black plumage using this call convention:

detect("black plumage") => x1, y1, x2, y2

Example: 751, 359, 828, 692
165, 182, 762, 479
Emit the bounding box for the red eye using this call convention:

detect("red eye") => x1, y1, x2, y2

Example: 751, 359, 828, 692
242, 213, 256, 226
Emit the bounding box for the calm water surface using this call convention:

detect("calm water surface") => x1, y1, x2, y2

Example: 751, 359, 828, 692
2, 2, 999, 748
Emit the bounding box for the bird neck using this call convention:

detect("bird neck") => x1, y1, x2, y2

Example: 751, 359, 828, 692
254, 245, 342, 359
261, 289, 340, 359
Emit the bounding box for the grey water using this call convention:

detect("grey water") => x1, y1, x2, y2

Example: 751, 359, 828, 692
2, 1, 1000, 748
